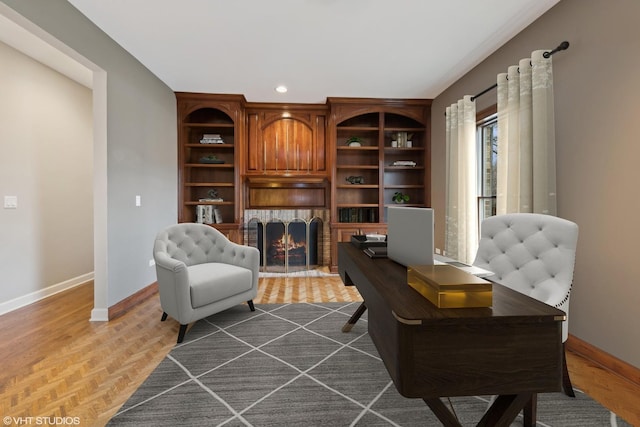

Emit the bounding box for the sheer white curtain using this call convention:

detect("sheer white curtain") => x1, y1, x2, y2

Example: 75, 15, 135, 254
496, 50, 557, 215
445, 95, 477, 264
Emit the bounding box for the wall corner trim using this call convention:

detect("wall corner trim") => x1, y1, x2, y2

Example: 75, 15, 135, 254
90, 308, 109, 322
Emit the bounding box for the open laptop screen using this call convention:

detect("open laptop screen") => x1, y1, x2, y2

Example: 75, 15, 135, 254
387, 206, 434, 267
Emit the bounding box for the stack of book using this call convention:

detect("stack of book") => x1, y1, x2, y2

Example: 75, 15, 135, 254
392, 160, 417, 167
196, 205, 223, 224
200, 134, 224, 144
391, 132, 413, 147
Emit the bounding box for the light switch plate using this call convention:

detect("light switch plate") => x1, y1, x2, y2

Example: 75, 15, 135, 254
4, 196, 17, 209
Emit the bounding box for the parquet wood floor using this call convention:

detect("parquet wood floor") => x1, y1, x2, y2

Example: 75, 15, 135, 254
0, 275, 638, 426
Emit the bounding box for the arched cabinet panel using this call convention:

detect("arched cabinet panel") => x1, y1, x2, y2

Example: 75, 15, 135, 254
245, 106, 327, 175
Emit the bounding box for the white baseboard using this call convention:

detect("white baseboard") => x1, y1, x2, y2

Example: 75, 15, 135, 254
0, 272, 94, 316
90, 307, 109, 322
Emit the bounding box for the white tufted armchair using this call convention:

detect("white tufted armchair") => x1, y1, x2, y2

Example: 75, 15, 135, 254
153, 223, 260, 343
473, 213, 579, 397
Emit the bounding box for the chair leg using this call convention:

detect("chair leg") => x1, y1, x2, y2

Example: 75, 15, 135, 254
247, 300, 255, 311
161, 312, 168, 321
177, 324, 188, 344
562, 343, 576, 397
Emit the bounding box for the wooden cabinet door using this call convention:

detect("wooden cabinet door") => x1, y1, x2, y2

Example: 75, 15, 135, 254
246, 107, 327, 175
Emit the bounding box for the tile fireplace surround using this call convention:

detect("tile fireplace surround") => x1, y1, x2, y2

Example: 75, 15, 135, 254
243, 209, 331, 272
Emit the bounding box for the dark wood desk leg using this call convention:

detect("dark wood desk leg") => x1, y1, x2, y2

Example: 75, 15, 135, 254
522, 393, 537, 427
477, 393, 533, 427
423, 398, 463, 427
341, 302, 367, 332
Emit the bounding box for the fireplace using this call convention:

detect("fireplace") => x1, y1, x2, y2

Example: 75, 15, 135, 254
244, 209, 330, 273
258, 219, 320, 272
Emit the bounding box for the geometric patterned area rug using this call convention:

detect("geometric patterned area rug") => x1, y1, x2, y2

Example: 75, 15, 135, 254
108, 302, 629, 427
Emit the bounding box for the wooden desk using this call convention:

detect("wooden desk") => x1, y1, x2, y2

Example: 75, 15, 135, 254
338, 242, 565, 427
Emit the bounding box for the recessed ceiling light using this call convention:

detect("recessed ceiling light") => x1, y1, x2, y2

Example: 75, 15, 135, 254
275, 85, 288, 93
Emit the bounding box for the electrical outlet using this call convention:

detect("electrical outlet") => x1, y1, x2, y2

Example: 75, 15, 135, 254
135, 195, 141, 207
148, 259, 155, 267
4, 196, 17, 209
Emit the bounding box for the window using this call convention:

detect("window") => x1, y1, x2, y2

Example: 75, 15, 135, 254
477, 110, 498, 225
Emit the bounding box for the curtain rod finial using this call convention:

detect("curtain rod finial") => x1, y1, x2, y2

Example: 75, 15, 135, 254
544, 41, 570, 58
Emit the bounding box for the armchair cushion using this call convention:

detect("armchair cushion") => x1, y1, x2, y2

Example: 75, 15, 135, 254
189, 263, 252, 308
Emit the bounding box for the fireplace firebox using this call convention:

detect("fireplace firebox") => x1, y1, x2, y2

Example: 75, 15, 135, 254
246, 216, 323, 273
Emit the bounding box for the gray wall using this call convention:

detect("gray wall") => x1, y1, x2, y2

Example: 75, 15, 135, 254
0, 40, 93, 310
0, 0, 177, 309
432, 0, 640, 368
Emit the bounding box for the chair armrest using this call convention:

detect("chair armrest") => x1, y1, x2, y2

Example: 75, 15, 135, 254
218, 240, 260, 291
224, 241, 260, 268
154, 251, 193, 323
154, 251, 186, 273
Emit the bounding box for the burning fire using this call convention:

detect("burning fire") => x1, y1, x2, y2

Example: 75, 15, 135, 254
278, 233, 306, 250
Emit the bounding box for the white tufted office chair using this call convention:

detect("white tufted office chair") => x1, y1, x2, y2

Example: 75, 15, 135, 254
153, 223, 260, 343
473, 213, 579, 398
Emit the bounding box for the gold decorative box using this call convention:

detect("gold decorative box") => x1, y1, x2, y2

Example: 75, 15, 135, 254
407, 265, 492, 308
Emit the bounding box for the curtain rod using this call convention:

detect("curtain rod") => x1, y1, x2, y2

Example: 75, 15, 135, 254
469, 41, 570, 102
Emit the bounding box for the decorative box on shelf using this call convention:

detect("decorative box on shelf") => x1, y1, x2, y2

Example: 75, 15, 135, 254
407, 265, 492, 308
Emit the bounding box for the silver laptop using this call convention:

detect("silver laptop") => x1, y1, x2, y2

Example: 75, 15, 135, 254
387, 206, 434, 267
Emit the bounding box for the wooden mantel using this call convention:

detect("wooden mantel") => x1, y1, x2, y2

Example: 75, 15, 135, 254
244, 175, 329, 209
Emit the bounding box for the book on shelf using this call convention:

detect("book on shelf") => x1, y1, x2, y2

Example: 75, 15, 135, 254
213, 208, 223, 224
392, 160, 417, 167
196, 205, 214, 224
200, 133, 224, 144
197, 205, 224, 224
391, 132, 413, 148
338, 207, 378, 223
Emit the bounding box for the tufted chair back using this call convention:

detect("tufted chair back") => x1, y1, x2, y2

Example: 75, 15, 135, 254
154, 222, 242, 267
473, 213, 578, 342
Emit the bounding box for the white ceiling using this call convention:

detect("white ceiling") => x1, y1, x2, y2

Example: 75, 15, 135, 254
61, 0, 561, 103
